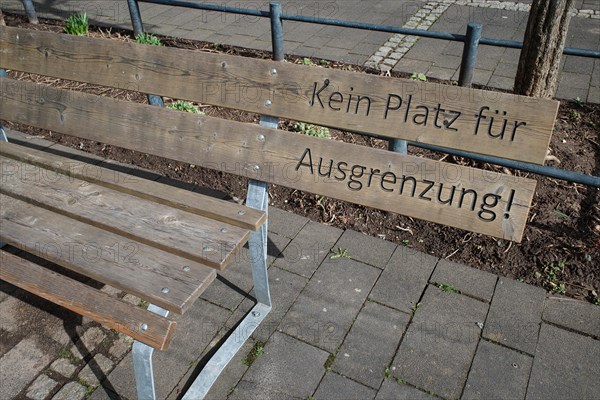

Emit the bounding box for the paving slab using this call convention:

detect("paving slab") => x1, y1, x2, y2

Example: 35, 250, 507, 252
369, 247, 438, 314
0, 336, 53, 398
26, 374, 59, 400
542, 295, 600, 338
462, 340, 533, 400
226, 265, 309, 343
392, 285, 488, 399
281, 257, 380, 352
332, 301, 410, 389
333, 229, 397, 269
78, 353, 115, 386
313, 371, 376, 400
430, 259, 497, 303
273, 220, 342, 278
483, 277, 545, 354
238, 331, 328, 399
374, 380, 436, 400
52, 381, 87, 400
527, 323, 600, 400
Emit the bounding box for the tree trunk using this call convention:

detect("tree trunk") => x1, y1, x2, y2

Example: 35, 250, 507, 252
514, 0, 573, 98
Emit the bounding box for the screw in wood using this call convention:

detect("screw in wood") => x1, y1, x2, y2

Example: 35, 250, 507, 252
140, 323, 148, 331
161, 287, 170, 294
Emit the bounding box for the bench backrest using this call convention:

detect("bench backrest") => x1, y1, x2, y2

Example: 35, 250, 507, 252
0, 26, 559, 242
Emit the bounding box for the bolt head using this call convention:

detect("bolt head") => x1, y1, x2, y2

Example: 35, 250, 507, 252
221, 228, 228, 233
270, 68, 277, 75
251, 311, 260, 317
140, 323, 148, 331
161, 287, 170, 294
238, 210, 246, 216
252, 164, 260, 172
265, 99, 272, 107
258, 134, 265, 141
183, 265, 191, 272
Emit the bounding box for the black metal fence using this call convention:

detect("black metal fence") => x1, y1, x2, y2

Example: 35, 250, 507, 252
11, 0, 600, 187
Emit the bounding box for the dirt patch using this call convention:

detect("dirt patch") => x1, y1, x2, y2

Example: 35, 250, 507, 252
2, 13, 599, 303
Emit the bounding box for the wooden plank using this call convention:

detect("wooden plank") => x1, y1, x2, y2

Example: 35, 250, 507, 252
0, 250, 176, 350
0, 156, 250, 270
0, 141, 265, 231
0, 194, 216, 314
0, 26, 557, 164
0, 79, 536, 241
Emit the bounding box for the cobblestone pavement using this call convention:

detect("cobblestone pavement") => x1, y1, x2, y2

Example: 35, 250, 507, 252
1, 0, 599, 102
1, 132, 599, 400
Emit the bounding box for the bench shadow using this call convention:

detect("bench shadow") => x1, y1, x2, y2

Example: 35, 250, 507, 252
1, 247, 121, 397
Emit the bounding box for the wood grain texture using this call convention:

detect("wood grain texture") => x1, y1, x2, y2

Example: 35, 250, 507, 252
0, 194, 216, 314
0, 26, 557, 164
0, 141, 265, 231
0, 250, 176, 349
0, 78, 536, 241
0, 156, 250, 270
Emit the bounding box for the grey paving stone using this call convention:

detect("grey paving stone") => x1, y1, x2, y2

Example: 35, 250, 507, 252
52, 381, 88, 400
588, 86, 600, 104
78, 354, 115, 386
50, 358, 77, 377
375, 380, 436, 400
392, 58, 433, 74
333, 301, 410, 389
483, 277, 545, 354
430, 259, 497, 303
71, 327, 106, 360
527, 323, 600, 400
494, 62, 518, 78
559, 71, 592, 89
542, 296, 600, 338
462, 340, 533, 400
472, 68, 493, 85
267, 207, 308, 239
226, 265, 309, 342
109, 335, 133, 360
392, 285, 488, 399
334, 229, 396, 269
427, 66, 457, 81
369, 247, 438, 314
562, 55, 595, 74
0, 336, 52, 399
274, 220, 342, 278
239, 331, 328, 399
229, 380, 301, 400
281, 257, 380, 352
556, 83, 589, 102
314, 372, 376, 400
26, 374, 59, 400
488, 74, 515, 91
104, 299, 230, 400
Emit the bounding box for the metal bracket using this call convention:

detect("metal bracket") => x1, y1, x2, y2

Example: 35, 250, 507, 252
132, 304, 169, 400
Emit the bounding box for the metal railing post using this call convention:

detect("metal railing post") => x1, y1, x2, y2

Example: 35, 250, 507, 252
458, 22, 482, 87
126, 0, 164, 107
270, 2, 284, 61
127, 0, 144, 37
21, 0, 38, 24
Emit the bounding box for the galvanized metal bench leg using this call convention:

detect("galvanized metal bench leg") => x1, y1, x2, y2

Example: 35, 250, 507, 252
132, 304, 169, 400
181, 117, 275, 400
0, 72, 7, 250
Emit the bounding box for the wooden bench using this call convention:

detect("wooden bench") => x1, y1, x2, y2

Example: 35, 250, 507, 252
0, 25, 559, 399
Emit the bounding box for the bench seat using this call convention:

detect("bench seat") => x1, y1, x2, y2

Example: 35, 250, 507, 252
0, 139, 266, 350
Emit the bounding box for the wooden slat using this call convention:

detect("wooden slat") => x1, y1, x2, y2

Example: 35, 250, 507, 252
0, 141, 265, 231
0, 156, 249, 270
0, 79, 536, 241
0, 26, 557, 164
0, 250, 176, 350
0, 194, 216, 314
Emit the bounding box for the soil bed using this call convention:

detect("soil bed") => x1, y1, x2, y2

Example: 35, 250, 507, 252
3, 14, 599, 303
